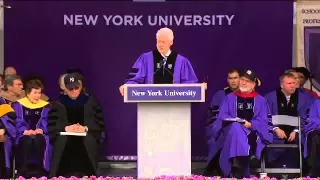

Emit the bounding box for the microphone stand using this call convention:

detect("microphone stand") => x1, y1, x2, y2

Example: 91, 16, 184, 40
310, 73, 313, 91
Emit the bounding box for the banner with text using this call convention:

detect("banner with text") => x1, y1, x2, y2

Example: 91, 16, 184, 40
4, 1, 293, 161
296, 1, 320, 93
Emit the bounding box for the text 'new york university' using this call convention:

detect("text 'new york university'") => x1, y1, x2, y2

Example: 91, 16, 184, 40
63, 15, 235, 26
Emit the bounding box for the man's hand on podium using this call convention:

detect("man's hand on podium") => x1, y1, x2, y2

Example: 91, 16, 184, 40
119, 85, 125, 96
0, 129, 4, 136
202, 82, 207, 90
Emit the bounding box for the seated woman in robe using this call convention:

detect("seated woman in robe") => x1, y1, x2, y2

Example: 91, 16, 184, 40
0, 104, 16, 178
48, 73, 105, 178
12, 79, 51, 178
22, 73, 50, 102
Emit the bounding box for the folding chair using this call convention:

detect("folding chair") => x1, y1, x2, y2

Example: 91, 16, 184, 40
11, 146, 16, 179
260, 115, 302, 177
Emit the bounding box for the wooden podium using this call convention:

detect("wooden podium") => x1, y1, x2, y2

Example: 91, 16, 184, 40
123, 84, 206, 178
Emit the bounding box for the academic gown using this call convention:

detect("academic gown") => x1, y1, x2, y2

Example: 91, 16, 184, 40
206, 87, 232, 168
303, 98, 320, 174
0, 97, 7, 105
217, 91, 273, 177
0, 91, 49, 105
304, 98, 320, 154
0, 104, 16, 178
303, 98, 320, 177
264, 88, 314, 166
125, 49, 198, 84
12, 97, 51, 173
0, 91, 22, 105
304, 88, 319, 98
48, 93, 104, 177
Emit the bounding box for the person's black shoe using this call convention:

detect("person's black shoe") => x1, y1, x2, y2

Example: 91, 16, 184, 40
203, 169, 220, 177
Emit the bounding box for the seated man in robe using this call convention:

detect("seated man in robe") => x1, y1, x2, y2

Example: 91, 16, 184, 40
0, 104, 16, 178
285, 68, 315, 100
217, 70, 273, 178
65, 68, 88, 93
303, 98, 320, 177
0, 75, 24, 104
265, 72, 314, 168
204, 68, 241, 176
48, 73, 105, 178
12, 79, 51, 178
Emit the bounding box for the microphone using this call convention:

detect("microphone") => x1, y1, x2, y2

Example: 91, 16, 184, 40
153, 60, 165, 75
0, 5, 11, 8
310, 72, 314, 91
164, 67, 173, 77
310, 72, 314, 78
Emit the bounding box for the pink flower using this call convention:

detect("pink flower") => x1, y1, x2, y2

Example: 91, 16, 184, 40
12, 175, 320, 180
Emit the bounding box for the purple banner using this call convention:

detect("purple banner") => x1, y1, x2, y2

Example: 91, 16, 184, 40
4, 1, 293, 161
126, 86, 202, 101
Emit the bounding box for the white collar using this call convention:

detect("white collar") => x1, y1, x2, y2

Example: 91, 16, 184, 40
162, 50, 171, 57
286, 95, 291, 101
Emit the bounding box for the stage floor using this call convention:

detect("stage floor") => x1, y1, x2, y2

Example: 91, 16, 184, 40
97, 162, 301, 178
98, 162, 206, 178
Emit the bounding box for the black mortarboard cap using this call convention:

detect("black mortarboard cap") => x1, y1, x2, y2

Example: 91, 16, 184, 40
295, 67, 311, 79
23, 73, 45, 85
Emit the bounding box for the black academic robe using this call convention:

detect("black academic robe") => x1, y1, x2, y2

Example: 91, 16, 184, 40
47, 93, 105, 177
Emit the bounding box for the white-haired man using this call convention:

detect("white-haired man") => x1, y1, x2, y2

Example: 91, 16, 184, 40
216, 70, 272, 178
119, 27, 199, 95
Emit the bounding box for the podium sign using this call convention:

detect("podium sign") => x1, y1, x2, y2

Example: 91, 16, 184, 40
123, 84, 205, 178
124, 84, 205, 102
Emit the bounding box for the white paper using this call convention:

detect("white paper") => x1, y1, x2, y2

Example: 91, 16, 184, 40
223, 118, 245, 123
272, 115, 299, 127
60, 132, 87, 136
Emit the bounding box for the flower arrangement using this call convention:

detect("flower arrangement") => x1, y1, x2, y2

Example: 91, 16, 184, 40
12, 175, 319, 180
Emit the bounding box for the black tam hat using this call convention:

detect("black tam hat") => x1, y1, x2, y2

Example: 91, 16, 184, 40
295, 67, 312, 80
23, 73, 45, 86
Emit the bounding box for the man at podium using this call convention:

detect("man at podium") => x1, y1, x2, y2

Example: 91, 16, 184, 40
119, 27, 198, 96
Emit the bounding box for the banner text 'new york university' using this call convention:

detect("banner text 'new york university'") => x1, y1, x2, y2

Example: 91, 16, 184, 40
63, 15, 235, 26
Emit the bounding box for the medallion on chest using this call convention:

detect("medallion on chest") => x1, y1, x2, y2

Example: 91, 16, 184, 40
25, 110, 41, 116
237, 102, 253, 110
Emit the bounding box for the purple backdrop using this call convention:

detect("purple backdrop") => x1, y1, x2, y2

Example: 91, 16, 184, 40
4, 1, 293, 161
